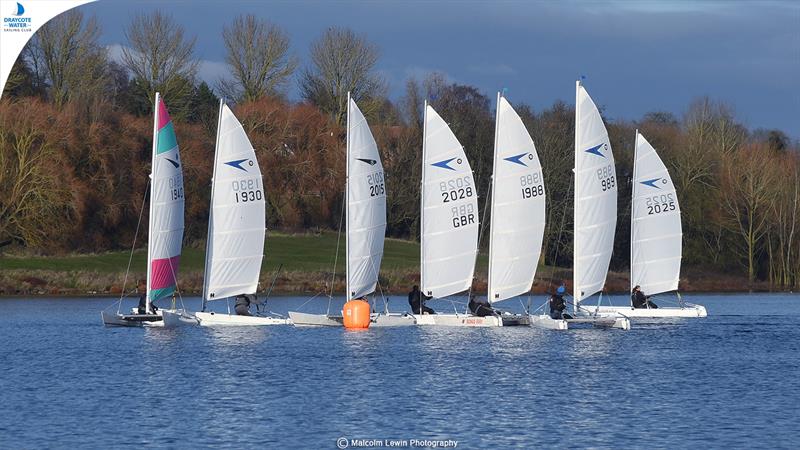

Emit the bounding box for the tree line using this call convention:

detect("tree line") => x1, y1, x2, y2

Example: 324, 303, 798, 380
1, 11, 798, 289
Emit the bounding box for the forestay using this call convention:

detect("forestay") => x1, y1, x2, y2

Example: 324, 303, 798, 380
346, 97, 387, 300
488, 95, 546, 303
203, 103, 266, 302
147, 93, 185, 307
573, 81, 617, 303
421, 104, 479, 298
630, 131, 682, 295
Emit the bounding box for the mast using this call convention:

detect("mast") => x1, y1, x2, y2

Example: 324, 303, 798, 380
487, 91, 502, 302
201, 99, 224, 312
630, 129, 639, 299
573, 80, 580, 312
146, 92, 159, 314
420, 100, 428, 298
345, 92, 351, 301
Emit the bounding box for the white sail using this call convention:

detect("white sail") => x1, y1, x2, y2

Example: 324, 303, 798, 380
421, 104, 479, 298
147, 93, 185, 308
346, 97, 387, 300
488, 95, 546, 303
630, 131, 681, 295
573, 81, 617, 303
203, 103, 266, 302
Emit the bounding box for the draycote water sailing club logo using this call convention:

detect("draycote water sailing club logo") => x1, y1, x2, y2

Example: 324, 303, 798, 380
225, 158, 254, 172
3, 2, 31, 32
641, 177, 668, 189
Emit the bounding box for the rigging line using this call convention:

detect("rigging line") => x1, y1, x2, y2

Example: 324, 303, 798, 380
117, 179, 150, 315
370, 255, 389, 314
465, 177, 493, 308
546, 176, 574, 293
327, 196, 346, 316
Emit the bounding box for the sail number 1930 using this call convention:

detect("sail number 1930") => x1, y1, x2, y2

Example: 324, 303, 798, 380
232, 178, 263, 203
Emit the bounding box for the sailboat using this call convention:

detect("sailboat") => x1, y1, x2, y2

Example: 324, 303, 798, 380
289, 95, 415, 327
192, 101, 290, 326
102, 93, 195, 327
591, 131, 706, 318
413, 102, 500, 327
530, 81, 629, 330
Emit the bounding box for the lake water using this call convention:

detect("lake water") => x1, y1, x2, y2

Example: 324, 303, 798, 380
1, 293, 799, 449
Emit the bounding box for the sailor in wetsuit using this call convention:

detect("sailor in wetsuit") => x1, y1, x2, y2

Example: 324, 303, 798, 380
549, 285, 568, 319
468, 294, 497, 317
235, 294, 254, 316
631, 285, 658, 309
408, 285, 434, 314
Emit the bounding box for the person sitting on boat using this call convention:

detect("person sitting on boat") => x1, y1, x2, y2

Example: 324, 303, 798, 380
408, 285, 434, 315
468, 294, 497, 317
631, 285, 658, 309
234, 294, 254, 316
549, 285, 568, 319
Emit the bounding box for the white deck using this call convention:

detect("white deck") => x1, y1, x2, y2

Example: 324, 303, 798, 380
415, 313, 503, 327
288, 311, 344, 327
529, 314, 631, 330
195, 311, 291, 326
591, 304, 707, 318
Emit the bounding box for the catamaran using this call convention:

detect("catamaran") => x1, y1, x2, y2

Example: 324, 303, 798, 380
191, 100, 290, 326
102, 93, 195, 327
530, 81, 630, 330
289, 95, 415, 327
413, 102, 499, 327
590, 131, 706, 318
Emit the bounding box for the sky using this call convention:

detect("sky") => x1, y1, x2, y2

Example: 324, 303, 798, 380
80, 0, 800, 137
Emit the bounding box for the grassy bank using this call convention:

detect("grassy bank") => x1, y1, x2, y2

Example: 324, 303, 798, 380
0, 232, 771, 296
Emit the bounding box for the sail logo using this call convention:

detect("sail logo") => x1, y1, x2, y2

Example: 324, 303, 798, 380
165, 158, 180, 168
641, 178, 667, 189
356, 158, 377, 166
585, 143, 607, 158
3, 2, 31, 31
225, 159, 254, 172
504, 152, 533, 167
432, 157, 462, 171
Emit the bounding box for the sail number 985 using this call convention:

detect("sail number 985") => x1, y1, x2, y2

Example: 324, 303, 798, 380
440, 176, 474, 203
646, 193, 676, 215
597, 165, 616, 191
520, 173, 544, 199
232, 178, 263, 203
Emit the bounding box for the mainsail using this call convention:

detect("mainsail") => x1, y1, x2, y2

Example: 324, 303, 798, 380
202, 102, 266, 308
573, 81, 617, 303
630, 131, 682, 295
346, 96, 387, 300
421, 103, 479, 298
488, 94, 546, 303
147, 93, 185, 309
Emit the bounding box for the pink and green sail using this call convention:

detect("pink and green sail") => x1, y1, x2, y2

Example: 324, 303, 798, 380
148, 94, 185, 303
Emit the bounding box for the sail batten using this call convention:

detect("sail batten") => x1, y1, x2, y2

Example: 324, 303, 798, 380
346, 97, 387, 300
487, 95, 546, 303
573, 82, 617, 304
421, 104, 479, 299
630, 132, 682, 295
203, 104, 266, 301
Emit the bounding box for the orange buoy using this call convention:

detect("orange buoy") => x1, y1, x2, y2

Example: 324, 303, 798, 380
342, 299, 371, 329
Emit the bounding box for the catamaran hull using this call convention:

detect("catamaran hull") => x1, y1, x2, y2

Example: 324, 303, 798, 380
529, 314, 630, 330
416, 314, 502, 327
288, 312, 344, 327
101, 309, 193, 328
590, 305, 707, 318
195, 311, 291, 326
370, 313, 417, 327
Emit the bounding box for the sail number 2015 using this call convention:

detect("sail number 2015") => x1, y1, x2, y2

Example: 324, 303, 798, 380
232, 178, 263, 203
367, 172, 385, 197
597, 164, 616, 191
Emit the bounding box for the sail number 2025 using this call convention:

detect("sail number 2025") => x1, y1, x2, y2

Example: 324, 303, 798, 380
232, 178, 263, 203
646, 193, 676, 215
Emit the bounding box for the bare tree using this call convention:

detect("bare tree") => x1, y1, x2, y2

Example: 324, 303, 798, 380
300, 27, 386, 125
218, 15, 296, 103
122, 12, 197, 117
25, 10, 107, 108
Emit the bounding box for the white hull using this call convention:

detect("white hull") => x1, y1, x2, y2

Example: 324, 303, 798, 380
370, 313, 417, 327
529, 314, 630, 330
288, 311, 344, 327
195, 311, 290, 326
591, 304, 707, 318
416, 313, 502, 327
101, 308, 194, 328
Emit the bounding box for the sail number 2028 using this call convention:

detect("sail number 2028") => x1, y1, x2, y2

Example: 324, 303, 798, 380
232, 178, 263, 203
440, 176, 474, 203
